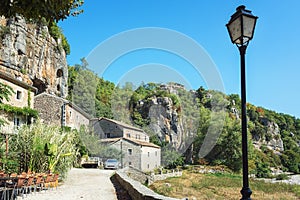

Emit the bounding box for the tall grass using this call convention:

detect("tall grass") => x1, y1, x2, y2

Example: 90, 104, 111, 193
2, 121, 78, 177
149, 171, 300, 200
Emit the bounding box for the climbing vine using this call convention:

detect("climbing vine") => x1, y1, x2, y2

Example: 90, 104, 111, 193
0, 103, 38, 118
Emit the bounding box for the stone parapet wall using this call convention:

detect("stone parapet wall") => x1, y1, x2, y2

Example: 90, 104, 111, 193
125, 166, 182, 185
115, 170, 179, 200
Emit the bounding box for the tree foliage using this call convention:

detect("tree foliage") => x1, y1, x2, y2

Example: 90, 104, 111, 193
49, 22, 70, 55
68, 59, 115, 118
0, 0, 84, 22
0, 82, 13, 103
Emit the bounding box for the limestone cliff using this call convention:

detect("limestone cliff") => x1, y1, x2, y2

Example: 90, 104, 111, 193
133, 84, 199, 154
252, 117, 284, 153
0, 15, 68, 97
132, 84, 285, 156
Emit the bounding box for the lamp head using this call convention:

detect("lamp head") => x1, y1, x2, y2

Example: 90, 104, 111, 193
226, 5, 258, 46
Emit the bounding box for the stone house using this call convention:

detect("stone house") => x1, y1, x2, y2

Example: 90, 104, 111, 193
34, 93, 91, 130
0, 72, 37, 133
91, 117, 161, 171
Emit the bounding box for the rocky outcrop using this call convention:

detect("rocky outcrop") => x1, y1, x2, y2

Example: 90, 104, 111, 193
146, 96, 183, 149
136, 92, 198, 155
0, 15, 68, 97
253, 117, 284, 153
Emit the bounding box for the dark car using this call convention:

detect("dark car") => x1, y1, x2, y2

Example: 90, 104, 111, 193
104, 159, 119, 169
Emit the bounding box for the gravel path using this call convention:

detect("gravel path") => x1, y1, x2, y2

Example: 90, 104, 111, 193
26, 168, 126, 200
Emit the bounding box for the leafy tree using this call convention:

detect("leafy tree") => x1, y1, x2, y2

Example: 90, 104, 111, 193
0, 0, 84, 22
0, 82, 13, 103
49, 22, 70, 55
281, 150, 300, 173
71, 67, 98, 116
0, 82, 14, 126
161, 145, 184, 169
203, 114, 243, 172
110, 85, 133, 124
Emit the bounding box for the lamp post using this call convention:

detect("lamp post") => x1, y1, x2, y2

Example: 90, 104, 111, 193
226, 5, 258, 200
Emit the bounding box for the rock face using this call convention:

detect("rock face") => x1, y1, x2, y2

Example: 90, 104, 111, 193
0, 15, 68, 97
135, 86, 285, 156
253, 117, 284, 153
136, 90, 198, 155
146, 96, 183, 149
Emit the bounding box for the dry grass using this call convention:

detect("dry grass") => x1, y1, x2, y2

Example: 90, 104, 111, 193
149, 171, 300, 200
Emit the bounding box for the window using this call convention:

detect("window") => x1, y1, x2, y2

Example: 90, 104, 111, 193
145, 136, 147, 141
127, 133, 131, 138
16, 91, 22, 100
14, 117, 20, 127
107, 133, 111, 138
148, 152, 150, 157
128, 148, 132, 155
155, 151, 157, 156
129, 162, 132, 166
147, 164, 150, 169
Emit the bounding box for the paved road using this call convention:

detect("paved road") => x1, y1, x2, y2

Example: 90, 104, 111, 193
27, 168, 118, 200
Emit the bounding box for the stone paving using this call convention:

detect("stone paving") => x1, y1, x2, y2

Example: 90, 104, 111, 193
26, 168, 127, 200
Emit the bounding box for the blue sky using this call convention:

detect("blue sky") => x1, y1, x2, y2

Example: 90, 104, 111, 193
59, 1, 300, 118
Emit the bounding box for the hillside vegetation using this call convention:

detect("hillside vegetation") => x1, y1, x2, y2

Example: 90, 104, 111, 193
68, 62, 300, 177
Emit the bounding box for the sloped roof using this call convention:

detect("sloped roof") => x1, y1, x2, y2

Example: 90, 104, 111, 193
124, 138, 160, 149
100, 138, 121, 144
0, 72, 37, 92
98, 117, 144, 132
100, 137, 160, 149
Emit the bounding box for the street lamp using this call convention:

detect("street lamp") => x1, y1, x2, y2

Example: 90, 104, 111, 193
226, 5, 258, 200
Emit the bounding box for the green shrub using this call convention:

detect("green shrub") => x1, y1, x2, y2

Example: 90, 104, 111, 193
275, 173, 290, 180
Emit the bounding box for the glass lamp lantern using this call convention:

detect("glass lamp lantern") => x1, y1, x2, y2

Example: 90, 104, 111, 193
226, 5, 258, 46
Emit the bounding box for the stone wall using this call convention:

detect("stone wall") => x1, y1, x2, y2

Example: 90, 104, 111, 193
34, 93, 90, 129
125, 166, 182, 185
65, 103, 90, 130
0, 73, 36, 133
0, 74, 35, 108
98, 119, 124, 138
111, 139, 142, 169
34, 93, 65, 126
114, 169, 179, 200
141, 146, 161, 171
123, 127, 150, 142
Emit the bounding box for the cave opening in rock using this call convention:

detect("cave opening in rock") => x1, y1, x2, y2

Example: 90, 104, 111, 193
56, 69, 63, 78
32, 78, 47, 94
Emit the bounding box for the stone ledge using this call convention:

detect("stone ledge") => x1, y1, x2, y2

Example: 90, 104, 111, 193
114, 170, 180, 200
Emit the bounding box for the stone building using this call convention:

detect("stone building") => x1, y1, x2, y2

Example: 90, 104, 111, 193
91, 117, 150, 141
0, 72, 37, 133
34, 93, 91, 130
91, 118, 161, 171
0, 15, 87, 132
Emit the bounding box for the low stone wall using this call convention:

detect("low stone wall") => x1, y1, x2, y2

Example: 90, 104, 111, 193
125, 166, 182, 185
115, 170, 180, 200
149, 170, 182, 185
